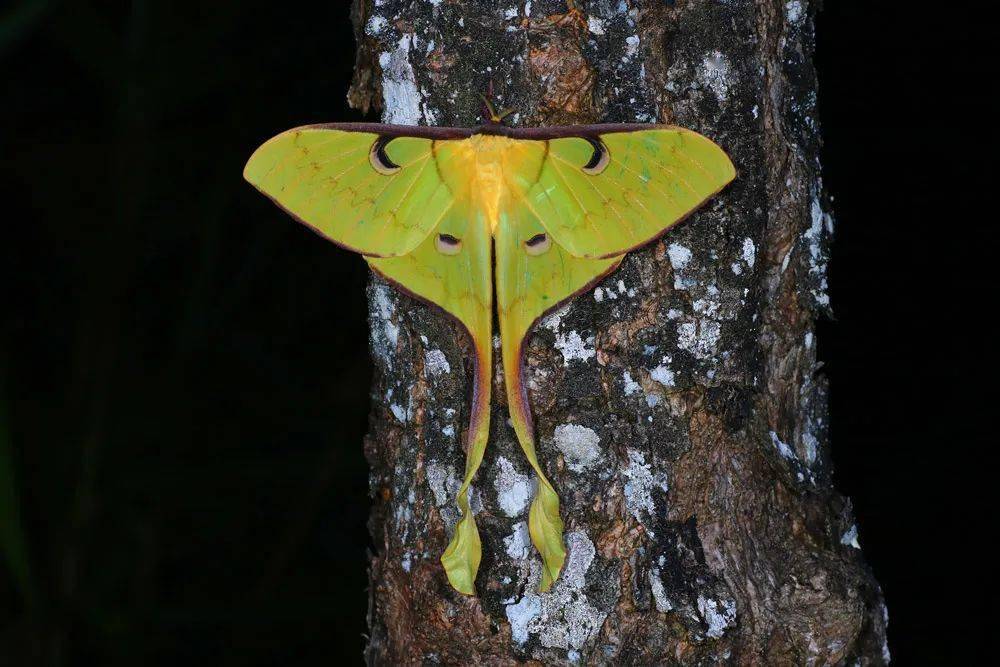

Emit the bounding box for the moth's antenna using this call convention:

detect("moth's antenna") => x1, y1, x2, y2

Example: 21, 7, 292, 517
479, 94, 501, 124
495, 106, 516, 122
480, 80, 515, 125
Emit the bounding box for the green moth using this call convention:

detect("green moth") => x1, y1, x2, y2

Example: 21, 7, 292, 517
244, 110, 735, 595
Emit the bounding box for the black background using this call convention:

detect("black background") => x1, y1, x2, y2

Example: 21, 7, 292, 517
0, 2, 988, 665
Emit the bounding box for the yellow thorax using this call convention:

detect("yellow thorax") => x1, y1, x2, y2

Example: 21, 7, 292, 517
450, 134, 543, 234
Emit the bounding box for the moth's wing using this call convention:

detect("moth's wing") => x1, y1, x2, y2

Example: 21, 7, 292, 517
367, 207, 491, 345
494, 200, 621, 386
246, 125, 490, 594
495, 178, 622, 591
524, 127, 735, 259
368, 193, 494, 596
243, 125, 458, 258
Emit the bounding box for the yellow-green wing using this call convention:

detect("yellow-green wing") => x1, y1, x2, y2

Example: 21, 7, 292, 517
526, 128, 735, 258
495, 191, 621, 592
368, 202, 493, 596
246, 127, 492, 595
244, 126, 453, 257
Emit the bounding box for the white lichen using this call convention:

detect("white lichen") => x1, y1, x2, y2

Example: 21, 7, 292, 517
697, 595, 736, 639
505, 521, 532, 559
506, 592, 541, 645
742, 237, 756, 267
423, 348, 451, 376
555, 329, 596, 364
390, 400, 410, 423
622, 449, 668, 529
692, 297, 720, 318
805, 192, 833, 308
841, 524, 861, 549
667, 243, 698, 290
425, 461, 459, 507
467, 486, 483, 515
802, 430, 818, 466
649, 358, 676, 388
370, 283, 399, 365
365, 14, 387, 36
785, 0, 804, 24
624, 34, 640, 58
677, 320, 721, 360
552, 424, 602, 472
505, 532, 607, 651
419, 86, 439, 125
699, 51, 732, 103
542, 305, 597, 365
649, 566, 674, 613
379, 35, 423, 125
622, 370, 641, 396
769, 431, 796, 460
393, 500, 413, 541
494, 456, 534, 517
881, 603, 891, 662
667, 243, 692, 268
542, 532, 606, 650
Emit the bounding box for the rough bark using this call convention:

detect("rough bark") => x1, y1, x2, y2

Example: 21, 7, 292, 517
350, 1, 888, 664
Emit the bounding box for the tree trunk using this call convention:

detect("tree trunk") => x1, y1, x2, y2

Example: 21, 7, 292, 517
350, 0, 888, 664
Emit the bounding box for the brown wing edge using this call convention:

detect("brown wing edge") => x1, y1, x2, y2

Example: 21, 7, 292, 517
274, 122, 476, 139
244, 178, 429, 259
366, 262, 489, 428
588, 173, 736, 260
506, 123, 685, 139
260, 122, 687, 141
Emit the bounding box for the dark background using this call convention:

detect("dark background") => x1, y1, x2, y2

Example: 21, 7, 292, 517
0, 2, 987, 665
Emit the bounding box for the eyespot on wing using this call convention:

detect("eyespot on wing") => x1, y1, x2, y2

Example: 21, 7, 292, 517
435, 233, 463, 255
369, 135, 402, 175
524, 232, 552, 256
581, 138, 609, 175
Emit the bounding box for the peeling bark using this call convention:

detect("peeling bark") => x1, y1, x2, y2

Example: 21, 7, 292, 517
351, 1, 887, 664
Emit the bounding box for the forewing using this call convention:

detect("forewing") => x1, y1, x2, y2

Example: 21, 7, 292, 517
526, 128, 735, 258
243, 126, 454, 257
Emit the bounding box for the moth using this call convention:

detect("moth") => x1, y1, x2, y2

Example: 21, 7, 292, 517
243, 105, 735, 595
